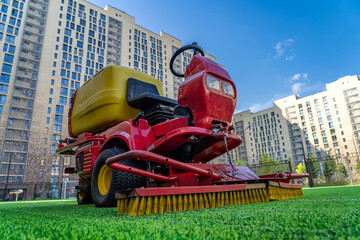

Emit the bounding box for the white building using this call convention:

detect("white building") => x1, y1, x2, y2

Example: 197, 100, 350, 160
232, 75, 360, 179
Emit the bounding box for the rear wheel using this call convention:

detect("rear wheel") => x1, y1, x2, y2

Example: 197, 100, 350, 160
91, 148, 146, 207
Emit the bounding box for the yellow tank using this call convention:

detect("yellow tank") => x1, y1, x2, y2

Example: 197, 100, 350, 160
69, 66, 163, 137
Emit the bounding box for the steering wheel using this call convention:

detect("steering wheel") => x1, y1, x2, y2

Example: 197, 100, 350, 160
170, 43, 205, 77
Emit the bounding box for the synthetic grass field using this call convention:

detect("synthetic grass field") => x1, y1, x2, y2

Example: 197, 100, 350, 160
0, 186, 359, 239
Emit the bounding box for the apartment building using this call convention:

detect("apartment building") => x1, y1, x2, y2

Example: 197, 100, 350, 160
0, 0, 216, 191
232, 107, 293, 165
232, 75, 360, 179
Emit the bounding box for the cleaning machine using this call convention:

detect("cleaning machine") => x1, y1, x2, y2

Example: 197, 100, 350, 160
57, 43, 308, 215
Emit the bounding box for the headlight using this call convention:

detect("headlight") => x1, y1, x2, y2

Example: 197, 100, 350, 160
222, 82, 234, 97
205, 75, 220, 91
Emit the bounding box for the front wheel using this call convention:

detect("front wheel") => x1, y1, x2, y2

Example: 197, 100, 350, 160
91, 148, 146, 207
77, 190, 92, 205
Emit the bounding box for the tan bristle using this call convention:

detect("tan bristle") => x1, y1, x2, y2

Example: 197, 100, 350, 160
177, 195, 183, 212
153, 196, 159, 214
194, 194, 199, 210
116, 186, 304, 216
166, 195, 172, 213
203, 193, 210, 208
145, 196, 152, 215
267, 186, 304, 201
137, 196, 146, 215
188, 194, 193, 210
198, 194, 204, 209
182, 194, 187, 211
159, 195, 165, 213
210, 192, 216, 208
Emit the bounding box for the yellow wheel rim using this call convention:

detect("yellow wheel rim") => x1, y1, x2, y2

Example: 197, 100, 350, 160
78, 192, 84, 200
98, 164, 111, 196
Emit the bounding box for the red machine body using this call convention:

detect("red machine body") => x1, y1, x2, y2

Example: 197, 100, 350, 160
179, 56, 236, 128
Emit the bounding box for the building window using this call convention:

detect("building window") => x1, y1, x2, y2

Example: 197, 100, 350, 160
55, 105, 64, 114
54, 124, 62, 132
1, 5, 8, 14
0, 84, 8, 94
0, 74, 10, 83
2, 63, 12, 73
51, 166, 59, 175
60, 87, 68, 96
3, 54, 13, 64
59, 96, 67, 105
54, 115, 63, 124
5, 34, 15, 44
0, 95, 6, 104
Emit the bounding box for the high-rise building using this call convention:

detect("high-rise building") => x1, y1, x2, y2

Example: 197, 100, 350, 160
232, 75, 360, 180
0, 0, 216, 194
232, 108, 293, 165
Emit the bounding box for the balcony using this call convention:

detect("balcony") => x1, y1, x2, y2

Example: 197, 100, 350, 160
23, 35, 43, 45
8, 111, 30, 120
14, 80, 34, 89
12, 89, 34, 100
9, 100, 31, 109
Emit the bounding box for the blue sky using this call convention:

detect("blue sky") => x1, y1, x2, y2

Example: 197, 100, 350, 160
88, 0, 360, 113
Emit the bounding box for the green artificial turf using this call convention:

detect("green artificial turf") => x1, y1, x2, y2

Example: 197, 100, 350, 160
0, 185, 359, 239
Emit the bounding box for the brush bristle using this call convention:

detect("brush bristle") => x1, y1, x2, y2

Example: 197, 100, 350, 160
267, 186, 304, 200
117, 186, 304, 216
117, 188, 266, 216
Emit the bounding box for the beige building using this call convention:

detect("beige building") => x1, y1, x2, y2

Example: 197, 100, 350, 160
232, 75, 360, 179
232, 107, 293, 165
0, 0, 216, 193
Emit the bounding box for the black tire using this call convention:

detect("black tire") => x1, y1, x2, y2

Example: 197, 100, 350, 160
77, 190, 92, 205
91, 148, 146, 207
77, 182, 92, 205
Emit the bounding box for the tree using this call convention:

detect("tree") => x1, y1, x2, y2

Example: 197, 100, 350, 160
323, 154, 337, 182
256, 153, 287, 175
295, 163, 307, 174
43, 181, 52, 199
356, 161, 360, 174
235, 158, 247, 166
337, 163, 348, 177
308, 152, 320, 179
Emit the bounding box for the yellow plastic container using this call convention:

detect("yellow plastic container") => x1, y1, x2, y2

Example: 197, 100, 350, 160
69, 66, 163, 137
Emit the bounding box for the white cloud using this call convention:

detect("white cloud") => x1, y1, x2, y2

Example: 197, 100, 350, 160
290, 73, 308, 82
244, 73, 323, 114
289, 73, 307, 95
275, 42, 284, 58
234, 108, 248, 114
291, 82, 305, 95
283, 38, 294, 46
248, 93, 291, 113
269, 38, 296, 61
288, 73, 322, 96
249, 100, 274, 113
285, 54, 296, 61
291, 73, 301, 81
303, 81, 325, 93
